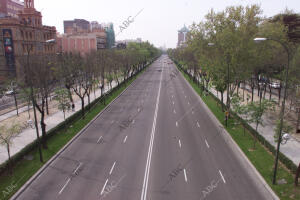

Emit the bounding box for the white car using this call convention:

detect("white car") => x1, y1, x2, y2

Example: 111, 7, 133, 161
270, 82, 280, 89
5, 90, 14, 95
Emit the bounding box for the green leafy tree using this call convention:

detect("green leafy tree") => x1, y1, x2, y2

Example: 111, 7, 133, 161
246, 99, 274, 149
54, 88, 71, 120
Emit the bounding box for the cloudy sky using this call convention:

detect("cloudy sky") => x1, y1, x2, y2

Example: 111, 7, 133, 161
35, 0, 299, 48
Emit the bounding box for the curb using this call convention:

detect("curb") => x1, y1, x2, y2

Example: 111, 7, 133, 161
10, 64, 151, 200
176, 66, 280, 200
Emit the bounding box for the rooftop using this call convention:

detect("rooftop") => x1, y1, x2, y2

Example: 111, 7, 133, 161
178, 25, 189, 33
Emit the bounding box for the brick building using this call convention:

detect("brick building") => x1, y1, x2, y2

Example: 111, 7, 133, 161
0, 0, 24, 18
57, 31, 106, 55
58, 19, 114, 54
0, 0, 57, 82
64, 19, 90, 34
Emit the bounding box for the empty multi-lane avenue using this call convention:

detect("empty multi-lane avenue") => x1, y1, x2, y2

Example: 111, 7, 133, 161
13, 55, 277, 200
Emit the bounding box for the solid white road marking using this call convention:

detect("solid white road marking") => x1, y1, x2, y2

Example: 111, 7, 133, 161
97, 136, 103, 144
172, 101, 175, 105
100, 179, 109, 195
184, 169, 188, 182
197, 122, 200, 128
123, 135, 128, 143
176, 122, 178, 127
59, 178, 71, 195
178, 140, 182, 148
219, 170, 226, 184
205, 140, 210, 148
109, 162, 116, 175
173, 109, 176, 114
188, 102, 190, 105
141, 60, 163, 200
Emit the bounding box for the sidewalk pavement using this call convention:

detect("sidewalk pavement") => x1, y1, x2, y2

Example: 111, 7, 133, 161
209, 86, 300, 166
0, 82, 117, 165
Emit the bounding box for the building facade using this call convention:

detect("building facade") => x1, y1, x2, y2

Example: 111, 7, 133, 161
59, 19, 116, 53
0, 0, 57, 82
57, 31, 106, 55
104, 23, 115, 49
64, 19, 90, 34
177, 25, 189, 47
0, 0, 24, 18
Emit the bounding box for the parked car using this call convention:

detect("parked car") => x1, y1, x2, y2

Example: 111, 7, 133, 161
5, 90, 14, 95
270, 82, 281, 89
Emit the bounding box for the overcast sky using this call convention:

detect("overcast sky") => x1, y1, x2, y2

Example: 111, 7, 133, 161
35, 0, 299, 48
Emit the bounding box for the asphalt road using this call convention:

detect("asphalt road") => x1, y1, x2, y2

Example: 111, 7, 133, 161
13, 55, 275, 200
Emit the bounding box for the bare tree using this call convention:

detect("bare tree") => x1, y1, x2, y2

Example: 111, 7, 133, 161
0, 123, 22, 174
19, 54, 56, 149
69, 53, 90, 118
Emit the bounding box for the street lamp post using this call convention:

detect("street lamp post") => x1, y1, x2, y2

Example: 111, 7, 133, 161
254, 37, 290, 185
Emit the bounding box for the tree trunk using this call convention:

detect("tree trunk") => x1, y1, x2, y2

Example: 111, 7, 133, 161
41, 111, 47, 149
13, 92, 18, 116
251, 86, 254, 102
221, 92, 224, 112
81, 97, 85, 119
27, 102, 30, 119
254, 123, 259, 149
7, 144, 12, 174
278, 87, 281, 105
243, 82, 245, 101
87, 92, 90, 111
269, 86, 272, 100
237, 82, 240, 97
46, 94, 49, 115
66, 86, 74, 109
116, 78, 120, 87
295, 162, 300, 186
296, 112, 300, 134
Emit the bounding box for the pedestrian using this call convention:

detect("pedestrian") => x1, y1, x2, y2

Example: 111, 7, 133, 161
72, 104, 75, 112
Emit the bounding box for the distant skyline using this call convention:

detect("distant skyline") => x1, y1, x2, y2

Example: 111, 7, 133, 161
34, 0, 300, 48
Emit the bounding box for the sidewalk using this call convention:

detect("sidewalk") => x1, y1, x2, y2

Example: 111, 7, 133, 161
209, 85, 300, 166
0, 82, 117, 165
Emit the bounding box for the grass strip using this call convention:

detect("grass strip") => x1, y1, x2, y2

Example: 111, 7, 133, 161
178, 66, 300, 200
0, 66, 147, 200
